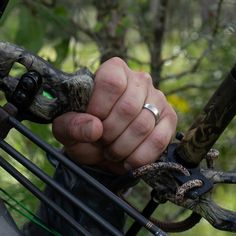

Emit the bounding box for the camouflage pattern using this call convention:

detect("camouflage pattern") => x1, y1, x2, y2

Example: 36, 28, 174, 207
0, 41, 94, 122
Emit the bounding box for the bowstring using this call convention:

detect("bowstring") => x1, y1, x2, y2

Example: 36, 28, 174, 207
0, 188, 61, 236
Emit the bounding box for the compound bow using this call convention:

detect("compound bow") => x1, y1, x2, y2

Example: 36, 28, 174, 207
1, 1, 236, 236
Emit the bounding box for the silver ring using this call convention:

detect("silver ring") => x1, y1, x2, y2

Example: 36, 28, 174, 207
143, 103, 160, 125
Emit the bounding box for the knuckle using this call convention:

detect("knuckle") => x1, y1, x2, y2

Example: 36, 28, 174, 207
164, 105, 178, 124
157, 90, 166, 101
152, 133, 169, 152
97, 72, 126, 95
169, 107, 178, 124
138, 72, 152, 84
131, 116, 153, 136
95, 57, 128, 96
117, 99, 140, 119
108, 57, 127, 67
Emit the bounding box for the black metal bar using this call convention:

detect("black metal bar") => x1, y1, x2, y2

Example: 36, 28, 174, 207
0, 155, 91, 236
0, 0, 9, 18
126, 198, 159, 236
8, 116, 166, 236
0, 140, 122, 236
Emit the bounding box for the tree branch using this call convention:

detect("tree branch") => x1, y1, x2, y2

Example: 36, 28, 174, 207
165, 83, 212, 96
161, 0, 224, 84
161, 47, 210, 81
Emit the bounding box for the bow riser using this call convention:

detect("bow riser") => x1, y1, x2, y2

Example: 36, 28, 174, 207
0, 41, 94, 122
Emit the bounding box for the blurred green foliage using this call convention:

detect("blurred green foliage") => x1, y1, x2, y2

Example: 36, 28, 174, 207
1, 0, 236, 235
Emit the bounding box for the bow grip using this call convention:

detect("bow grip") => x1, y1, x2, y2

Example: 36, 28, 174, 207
0, 41, 94, 123
176, 65, 236, 167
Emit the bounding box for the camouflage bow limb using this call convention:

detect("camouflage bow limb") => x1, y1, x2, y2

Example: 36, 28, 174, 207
128, 63, 236, 232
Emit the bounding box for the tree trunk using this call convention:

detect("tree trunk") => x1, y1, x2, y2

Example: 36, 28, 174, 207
149, 0, 169, 88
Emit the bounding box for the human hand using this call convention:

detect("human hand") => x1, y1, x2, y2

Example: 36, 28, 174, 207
52, 58, 177, 174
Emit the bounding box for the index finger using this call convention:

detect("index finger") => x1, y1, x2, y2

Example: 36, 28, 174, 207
86, 57, 128, 120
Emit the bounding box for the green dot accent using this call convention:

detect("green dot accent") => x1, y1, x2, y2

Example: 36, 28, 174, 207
43, 90, 54, 99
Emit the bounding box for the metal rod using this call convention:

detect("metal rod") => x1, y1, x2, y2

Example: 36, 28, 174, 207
8, 116, 166, 236
0, 140, 122, 236
126, 198, 159, 236
0, 154, 91, 236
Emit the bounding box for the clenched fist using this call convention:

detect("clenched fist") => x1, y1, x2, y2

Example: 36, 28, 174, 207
52, 57, 177, 174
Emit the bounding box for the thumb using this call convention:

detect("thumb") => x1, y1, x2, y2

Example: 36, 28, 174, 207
52, 112, 103, 146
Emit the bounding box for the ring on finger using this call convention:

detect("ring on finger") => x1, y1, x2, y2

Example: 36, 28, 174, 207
143, 103, 160, 125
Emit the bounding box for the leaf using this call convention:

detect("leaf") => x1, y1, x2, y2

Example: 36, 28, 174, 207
54, 38, 70, 66
14, 7, 44, 52
53, 6, 68, 18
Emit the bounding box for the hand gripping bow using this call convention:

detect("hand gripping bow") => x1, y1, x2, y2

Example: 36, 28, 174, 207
1, 41, 236, 236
